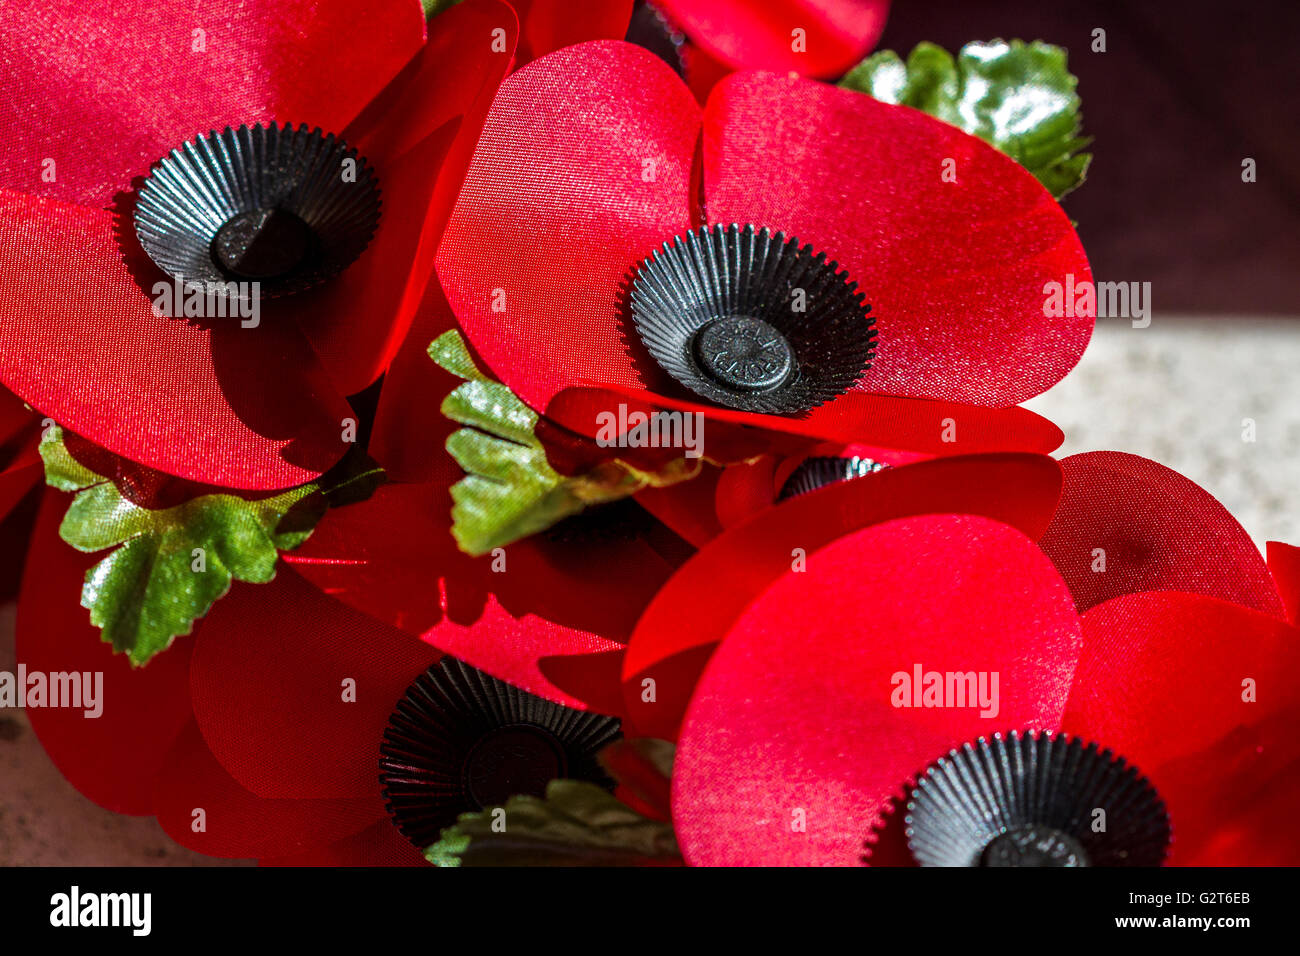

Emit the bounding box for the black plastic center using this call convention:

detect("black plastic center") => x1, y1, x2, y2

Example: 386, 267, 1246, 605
692, 316, 794, 391
980, 825, 1089, 867
463, 724, 568, 809
212, 208, 312, 279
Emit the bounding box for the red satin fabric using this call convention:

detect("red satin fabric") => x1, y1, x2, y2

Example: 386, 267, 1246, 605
1039, 452, 1284, 618
658, 0, 889, 78
284, 480, 676, 712
0, 0, 514, 489
621, 453, 1066, 739
0, 0, 426, 207
672, 514, 1082, 866
188, 569, 439, 801
1064, 592, 1300, 866
17, 491, 196, 814
438, 40, 1092, 428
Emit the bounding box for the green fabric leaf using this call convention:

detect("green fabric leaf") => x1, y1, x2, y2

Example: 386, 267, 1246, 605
429, 331, 701, 556
421, 0, 461, 17
840, 40, 1092, 199
425, 780, 682, 867
39, 426, 384, 666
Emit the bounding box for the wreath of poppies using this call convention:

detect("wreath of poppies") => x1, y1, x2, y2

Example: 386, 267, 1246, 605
1, 0, 1295, 868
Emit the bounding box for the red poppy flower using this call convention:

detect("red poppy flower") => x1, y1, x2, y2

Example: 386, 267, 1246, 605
0, 0, 626, 491
18, 489, 629, 862
432, 40, 1092, 462
666, 456, 1300, 865
657, 0, 890, 80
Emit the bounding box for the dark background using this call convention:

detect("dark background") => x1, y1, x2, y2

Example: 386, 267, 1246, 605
877, 0, 1300, 314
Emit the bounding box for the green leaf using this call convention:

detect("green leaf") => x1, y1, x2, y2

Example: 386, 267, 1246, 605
40, 426, 384, 665
429, 331, 701, 556
841, 40, 1092, 199
425, 780, 682, 867
421, 0, 461, 17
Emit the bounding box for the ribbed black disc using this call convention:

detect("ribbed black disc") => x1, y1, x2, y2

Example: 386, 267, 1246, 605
379, 658, 622, 849
906, 731, 1171, 867
630, 223, 877, 415
777, 455, 889, 501
134, 123, 381, 299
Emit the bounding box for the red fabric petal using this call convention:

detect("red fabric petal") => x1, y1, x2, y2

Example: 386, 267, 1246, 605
510, 0, 633, 67
16, 490, 194, 814
0, 190, 352, 489
659, 0, 888, 78
1065, 592, 1300, 866
0, 0, 425, 207
1038, 452, 1284, 618
287, 0, 519, 395
436, 40, 701, 414
673, 513, 1082, 866
703, 72, 1093, 406
548, 383, 1065, 454
154, 720, 383, 859
284, 480, 674, 710
189, 569, 439, 801
259, 818, 428, 866
634, 465, 724, 547
1266, 541, 1300, 626
622, 452, 1065, 739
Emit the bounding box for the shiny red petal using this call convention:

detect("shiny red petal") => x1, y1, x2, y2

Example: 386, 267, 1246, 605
659, 0, 889, 78
673, 513, 1081, 865
436, 40, 701, 413
1065, 592, 1300, 866
548, 383, 1065, 454
16, 491, 194, 814
189, 569, 439, 801
0, 0, 425, 206
704, 72, 1093, 406
1039, 452, 1284, 617
284, 481, 674, 710
622, 452, 1065, 739
1266, 541, 1300, 626
154, 720, 383, 859
0, 190, 352, 489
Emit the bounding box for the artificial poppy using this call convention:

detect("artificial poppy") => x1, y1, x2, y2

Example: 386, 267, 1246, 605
17, 488, 626, 862
666, 462, 1300, 865
432, 40, 1093, 463
0, 0, 633, 490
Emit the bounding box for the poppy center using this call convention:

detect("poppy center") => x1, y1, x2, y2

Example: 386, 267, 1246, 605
629, 224, 876, 415
212, 209, 313, 279
463, 724, 568, 808
980, 824, 1089, 867
379, 659, 622, 848
693, 316, 794, 391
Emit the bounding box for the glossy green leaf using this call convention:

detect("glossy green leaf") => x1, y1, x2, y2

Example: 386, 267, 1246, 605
429, 331, 701, 556
425, 780, 682, 867
841, 40, 1092, 198
40, 426, 384, 665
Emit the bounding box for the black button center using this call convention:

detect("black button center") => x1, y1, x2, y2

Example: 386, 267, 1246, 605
463, 725, 568, 809
212, 208, 312, 279
692, 316, 794, 391
980, 825, 1089, 867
